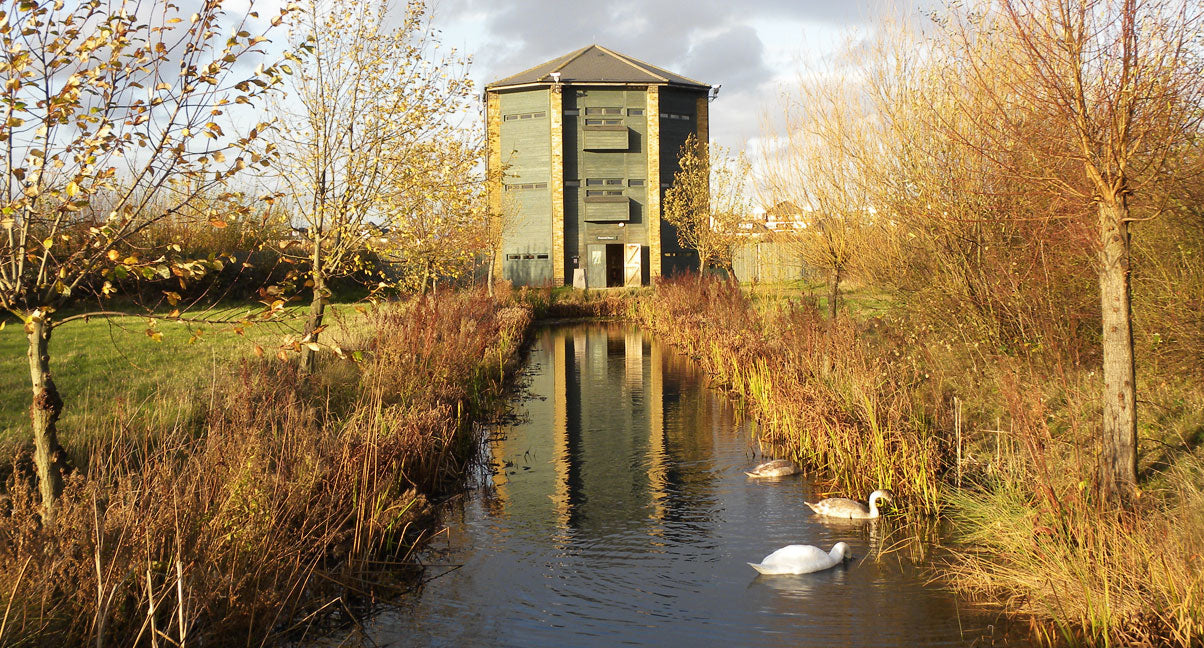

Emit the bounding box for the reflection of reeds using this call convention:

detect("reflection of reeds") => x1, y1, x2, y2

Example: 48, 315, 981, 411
635, 276, 942, 515
0, 292, 530, 646
635, 275, 1204, 647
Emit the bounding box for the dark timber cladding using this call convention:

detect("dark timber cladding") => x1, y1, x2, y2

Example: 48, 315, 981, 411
486, 44, 713, 288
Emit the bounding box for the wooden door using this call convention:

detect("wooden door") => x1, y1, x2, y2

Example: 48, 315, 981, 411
586, 244, 606, 289
624, 243, 642, 287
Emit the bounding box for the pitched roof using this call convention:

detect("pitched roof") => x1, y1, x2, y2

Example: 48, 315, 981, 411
487, 45, 710, 91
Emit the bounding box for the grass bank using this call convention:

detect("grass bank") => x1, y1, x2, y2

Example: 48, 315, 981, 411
633, 275, 1204, 647
0, 291, 530, 646
0, 302, 365, 445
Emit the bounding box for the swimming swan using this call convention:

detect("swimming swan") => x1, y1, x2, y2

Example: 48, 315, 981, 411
748, 542, 853, 575
745, 459, 799, 478
805, 489, 893, 519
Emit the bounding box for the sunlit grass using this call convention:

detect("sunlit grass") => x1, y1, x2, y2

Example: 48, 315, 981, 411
0, 303, 366, 446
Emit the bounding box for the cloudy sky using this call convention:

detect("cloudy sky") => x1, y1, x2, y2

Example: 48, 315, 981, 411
430, 0, 899, 152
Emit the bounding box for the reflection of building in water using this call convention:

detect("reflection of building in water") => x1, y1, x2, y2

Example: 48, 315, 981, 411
561, 324, 657, 531
490, 330, 567, 529
491, 323, 744, 540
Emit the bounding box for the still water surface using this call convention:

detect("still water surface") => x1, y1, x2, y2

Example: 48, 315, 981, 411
366, 323, 1006, 647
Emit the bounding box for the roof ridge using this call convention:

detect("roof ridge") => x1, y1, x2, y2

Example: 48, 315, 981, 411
489, 45, 590, 86
486, 45, 711, 90
549, 44, 599, 77
603, 47, 710, 88
594, 45, 668, 83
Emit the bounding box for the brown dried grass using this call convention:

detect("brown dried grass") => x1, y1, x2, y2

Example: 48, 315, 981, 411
0, 291, 530, 646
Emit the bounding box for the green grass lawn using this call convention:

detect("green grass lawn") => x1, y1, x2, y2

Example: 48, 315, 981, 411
1, 303, 370, 447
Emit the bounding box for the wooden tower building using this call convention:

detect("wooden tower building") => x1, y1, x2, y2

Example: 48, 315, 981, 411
486, 45, 713, 288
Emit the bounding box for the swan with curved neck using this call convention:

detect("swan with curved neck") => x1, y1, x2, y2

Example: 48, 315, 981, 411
745, 459, 799, 478
805, 489, 893, 519
748, 542, 852, 575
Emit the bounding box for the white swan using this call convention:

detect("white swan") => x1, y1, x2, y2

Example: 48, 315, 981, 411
805, 489, 893, 519
748, 542, 852, 575
745, 459, 799, 478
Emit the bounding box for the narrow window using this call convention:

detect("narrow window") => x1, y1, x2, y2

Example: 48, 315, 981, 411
628, 108, 644, 116
504, 111, 547, 121
629, 179, 645, 187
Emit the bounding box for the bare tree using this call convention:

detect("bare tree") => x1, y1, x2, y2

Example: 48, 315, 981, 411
931, 0, 1204, 504
762, 76, 872, 319
273, 0, 474, 373
0, 0, 287, 513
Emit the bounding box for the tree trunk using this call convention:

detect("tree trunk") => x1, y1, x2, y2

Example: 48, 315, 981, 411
828, 265, 843, 320
486, 253, 495, 297
27, 315, 66, 515
1097, 198, 1138, 505
301, 245, 325, 375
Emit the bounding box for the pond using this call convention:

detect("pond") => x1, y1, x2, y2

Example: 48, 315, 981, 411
357, 323, 1010, 647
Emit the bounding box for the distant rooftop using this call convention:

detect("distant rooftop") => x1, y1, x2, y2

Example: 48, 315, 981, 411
487, 44, 710, 91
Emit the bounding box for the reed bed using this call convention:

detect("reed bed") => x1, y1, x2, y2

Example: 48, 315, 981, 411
636, 275, 1204, 646
633, 276, 944, 514
0, 291, 530, 646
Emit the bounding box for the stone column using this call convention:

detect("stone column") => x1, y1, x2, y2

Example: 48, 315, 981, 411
646, 86, 662, 279
549, 86, 566, 285
486, 91, 504, 281
695, 94, 709, 144
696, 93, 710, 228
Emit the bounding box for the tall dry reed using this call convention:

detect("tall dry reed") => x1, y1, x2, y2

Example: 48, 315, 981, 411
637, 275, 1204, 646
0, 291, 530, 646
634, 276, 944, 513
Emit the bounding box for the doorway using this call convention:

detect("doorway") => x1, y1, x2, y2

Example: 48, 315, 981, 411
605, 244, 623, 287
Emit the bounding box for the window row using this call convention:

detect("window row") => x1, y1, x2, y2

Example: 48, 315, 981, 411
503, 111, 546, 121
660, 112, 692, 121
565, 178, 645, 188
505, 182, 548, 191
506, 253, 550, 260
566, 107, 645, 117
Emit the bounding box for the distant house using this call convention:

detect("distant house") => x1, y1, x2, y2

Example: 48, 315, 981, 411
731, 201, 810, 283
485, 45, 717, 288
762, 200, 808, 233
